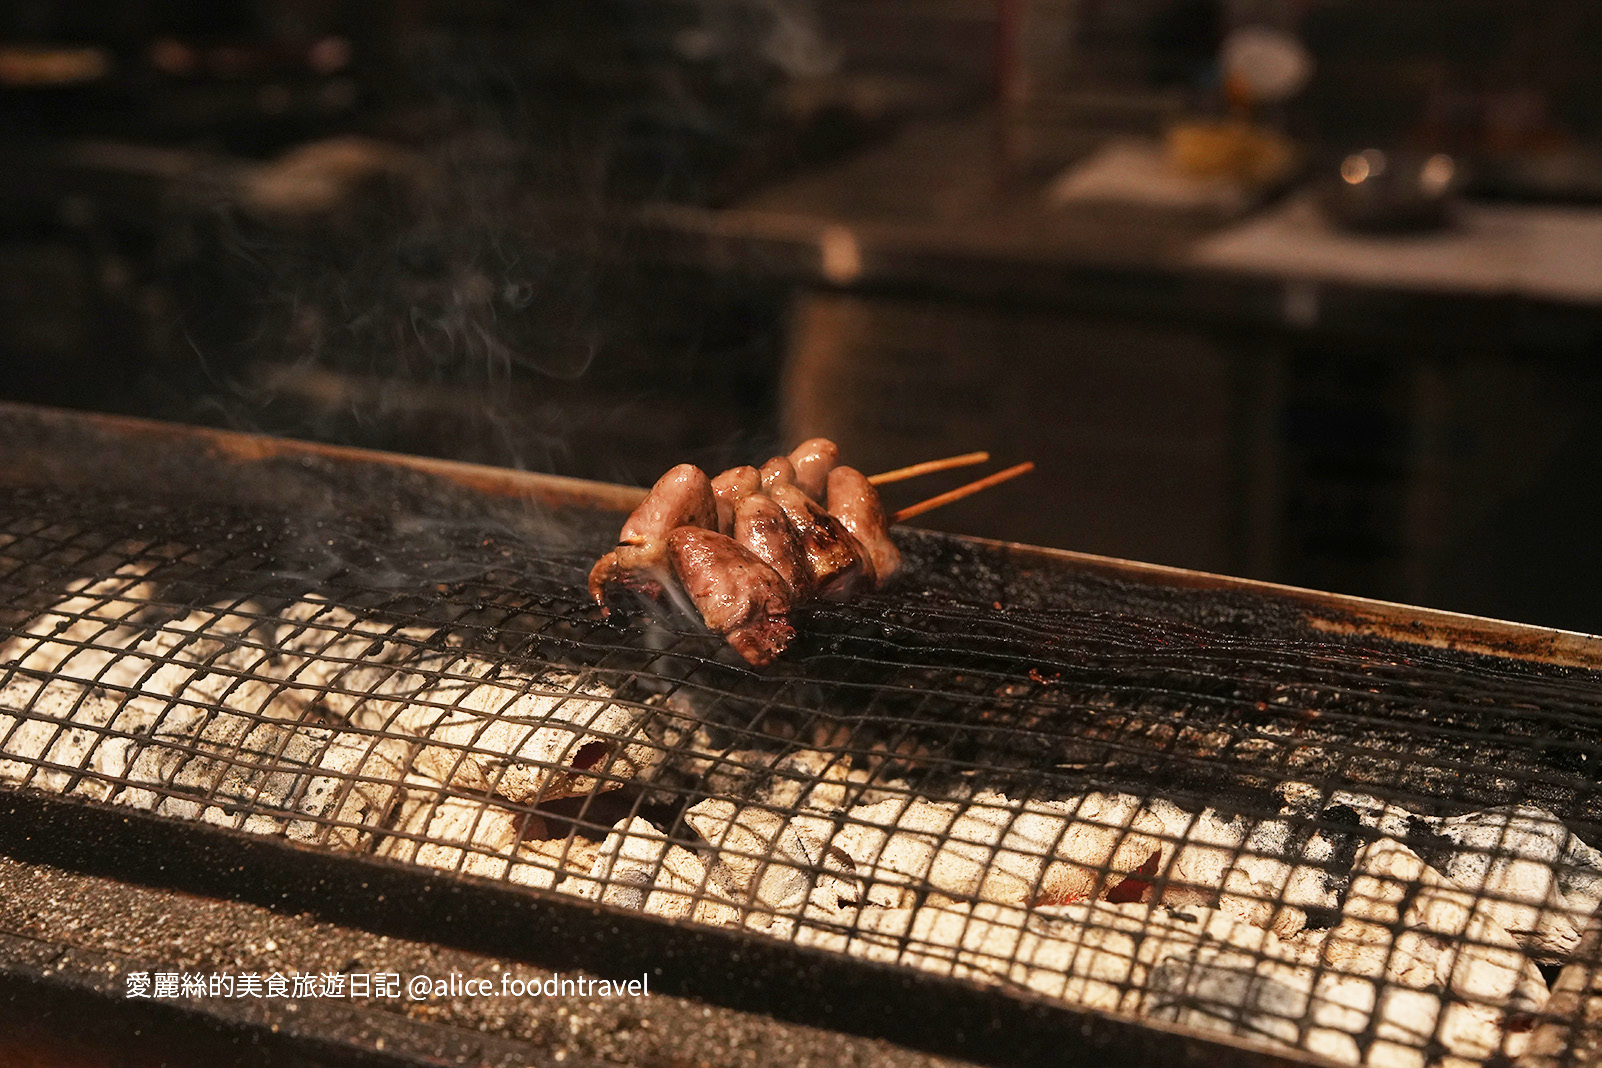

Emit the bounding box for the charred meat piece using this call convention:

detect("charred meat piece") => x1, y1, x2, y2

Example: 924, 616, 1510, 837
589, 464, 717, 607
666, 528, 796, 666
733, 492, 813, 600
759, 456, 796, 493
787, 437, 839, 501
769, 483, 876, 602
711, 465, 760, 535
827, 465, 901, 588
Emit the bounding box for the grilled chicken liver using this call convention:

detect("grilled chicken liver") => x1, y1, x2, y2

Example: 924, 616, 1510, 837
759, 456, 796, 492
733, 491, 813, 599
769, 483, 875, 602
666, 527, 796, 666
787, 437, 839, 501
589, 464, 717, 607
711, 465, 760, 535
826, 465, 901, 588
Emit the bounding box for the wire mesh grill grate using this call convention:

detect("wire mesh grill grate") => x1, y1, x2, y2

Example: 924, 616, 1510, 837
3, 483, 1602, 1066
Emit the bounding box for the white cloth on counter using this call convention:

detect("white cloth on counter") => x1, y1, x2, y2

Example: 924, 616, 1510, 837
1190, 193, 1602, 303
1045, 137, 1252, 215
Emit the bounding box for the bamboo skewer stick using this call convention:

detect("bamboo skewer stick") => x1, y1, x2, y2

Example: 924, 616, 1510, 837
612, 451, 1019, 510
891, 462, 1036, 523
866, 451, 991, 486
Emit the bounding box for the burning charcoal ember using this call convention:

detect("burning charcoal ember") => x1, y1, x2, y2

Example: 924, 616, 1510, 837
1309, 977, 1531, 1068
710, 466, 760, 535
825, 466, 901, 588
838, 792, 1165, 910
797, 899, 1322, 1023
787, 438, 839, 501
0, 677, 150, 799
262, 601, 659, 804
327, 667, 656, 805
685, 799, 860, 925
751, 748, 876, 813
664, 528, 797, 667
15, 583, 662, 810
1282, 784, 1602, 962
380, 777, 555, 886
8, 575, 281, 714
1324, 838, 1548, 1016
5, 571, 164, 684
1519, 907, 1602, 1068
799, 892, 1533, 1066
531, 834, 605, 893
116, 711, 335, 834
584, 815, 672, 909
1427, 805, 1602, 961
588, 463, 718, 608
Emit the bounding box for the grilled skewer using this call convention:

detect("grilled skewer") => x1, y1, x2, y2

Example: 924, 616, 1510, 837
769, 483, 876, 603
891, 462, 1036, 523
711, 465, 760, 534
759, 456, 796, 492
866, 451, 991, 487
788, 437, 840, 500
590, 443, 1032, 664
733, 491, 814, 599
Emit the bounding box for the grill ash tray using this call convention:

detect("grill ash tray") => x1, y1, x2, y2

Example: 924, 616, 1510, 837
3, 408, 1602, 1068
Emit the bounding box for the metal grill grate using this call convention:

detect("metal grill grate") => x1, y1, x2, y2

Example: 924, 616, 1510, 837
4, 476, 1602, 1067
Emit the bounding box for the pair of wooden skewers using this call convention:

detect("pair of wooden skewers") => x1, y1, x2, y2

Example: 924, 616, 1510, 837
868, 451, 1035, 523
610, 450, 1035, 522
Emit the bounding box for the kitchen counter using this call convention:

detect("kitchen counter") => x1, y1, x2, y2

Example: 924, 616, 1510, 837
621, 112, 1602, 351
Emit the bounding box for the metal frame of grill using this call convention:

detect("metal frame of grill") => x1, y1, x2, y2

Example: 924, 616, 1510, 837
3, 401, 1602, 1068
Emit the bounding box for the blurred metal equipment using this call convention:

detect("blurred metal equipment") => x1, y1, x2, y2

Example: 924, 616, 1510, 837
1321, 148, 1461, 232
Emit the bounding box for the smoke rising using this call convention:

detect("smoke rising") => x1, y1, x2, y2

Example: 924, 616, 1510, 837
162, 1, 841, 483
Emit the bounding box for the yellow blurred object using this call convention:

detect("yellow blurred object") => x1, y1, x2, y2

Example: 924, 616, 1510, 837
1165, 119, 1298, 188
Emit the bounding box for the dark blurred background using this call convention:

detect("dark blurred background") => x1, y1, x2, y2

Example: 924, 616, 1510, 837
2, 0, 1601, 631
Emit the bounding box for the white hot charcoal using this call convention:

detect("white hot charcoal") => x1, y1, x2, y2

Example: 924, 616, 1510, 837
287, 731, 415, 848
261, 601, 659, 805
1280, 782, 1602, 962
380, 776, 553, 885
838, 792, 1165, 909
685, 799, 860, 924
1142, 798, 1340, 939
1325, 838, 1548, 1014
585, 816, 743, 921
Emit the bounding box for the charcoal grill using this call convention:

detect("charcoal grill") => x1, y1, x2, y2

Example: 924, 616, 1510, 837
2, 401, 1602, 1068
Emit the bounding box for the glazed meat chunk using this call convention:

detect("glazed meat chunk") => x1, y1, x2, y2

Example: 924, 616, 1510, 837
827, 465, 901, 588
589, 464, 717, 607
711, 465, 760, 535
759, 456, 796, 493
666, 528, 796, 666
787, 437, 839, 501
733, 492, 813, 600
769, 483, 876, 602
